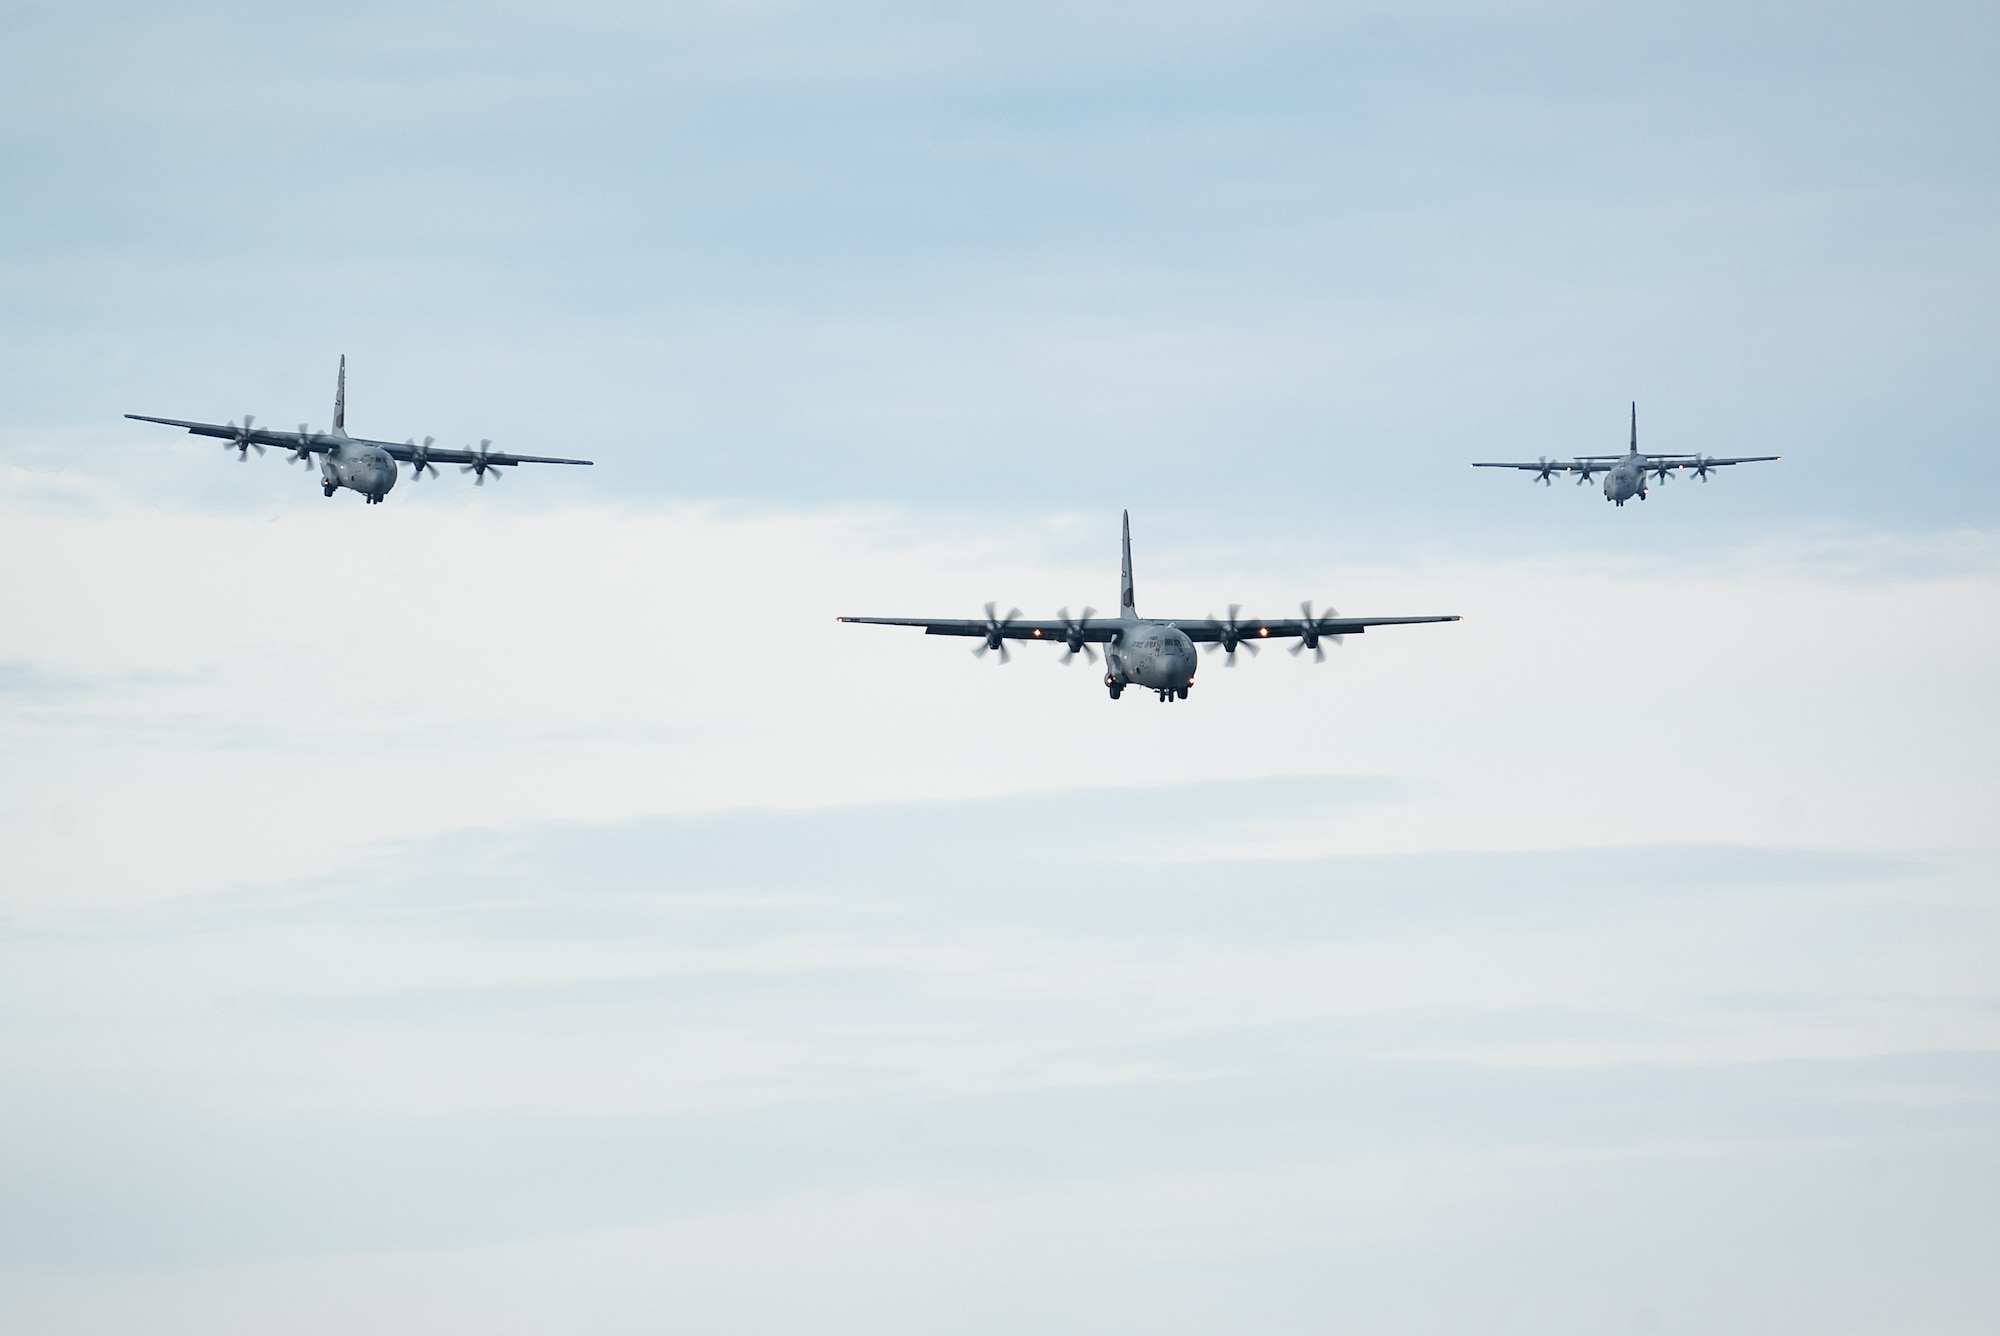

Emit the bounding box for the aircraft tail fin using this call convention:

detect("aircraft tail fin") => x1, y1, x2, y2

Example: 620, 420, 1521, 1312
1119, 510, 1137, 618
1630, 401, 1637, 453
333, 355, 347, 432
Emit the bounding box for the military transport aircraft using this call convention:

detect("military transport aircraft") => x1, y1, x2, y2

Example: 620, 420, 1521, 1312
840, 511, 1460, 702
125, 356, 592, 504
1473, 404, 1778, 506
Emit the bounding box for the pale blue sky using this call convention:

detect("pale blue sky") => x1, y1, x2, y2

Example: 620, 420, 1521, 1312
1, 3, 1997, 1332
4, 0, 1997, 540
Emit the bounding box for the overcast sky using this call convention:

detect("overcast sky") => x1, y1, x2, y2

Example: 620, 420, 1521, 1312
2, 2, 1997, 1333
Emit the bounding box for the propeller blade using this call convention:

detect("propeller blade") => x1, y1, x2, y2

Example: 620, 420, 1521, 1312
1056, 606, 1099, 665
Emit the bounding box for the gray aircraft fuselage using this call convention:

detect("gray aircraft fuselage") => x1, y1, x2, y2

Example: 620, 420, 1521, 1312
1103, 621, 1199, 696
1602, 452, 1650, 506
321, 434, 399, 502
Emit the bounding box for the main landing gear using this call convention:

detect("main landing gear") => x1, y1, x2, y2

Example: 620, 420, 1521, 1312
322, 481, 337, 498
1106, 676, 1191, 703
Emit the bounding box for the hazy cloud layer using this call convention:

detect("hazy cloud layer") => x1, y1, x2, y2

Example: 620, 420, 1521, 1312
2, 790, 1995, 1331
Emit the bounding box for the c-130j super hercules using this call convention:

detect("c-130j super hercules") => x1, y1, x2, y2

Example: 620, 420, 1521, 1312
1473, 403, 1778, 506
841, 511, 1460, 703
126, 357, 592, 504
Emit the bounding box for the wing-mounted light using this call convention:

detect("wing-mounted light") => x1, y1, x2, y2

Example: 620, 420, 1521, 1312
1056, 607, 1098, 665
973, 602, 1020, 663
225, 415, 264, 460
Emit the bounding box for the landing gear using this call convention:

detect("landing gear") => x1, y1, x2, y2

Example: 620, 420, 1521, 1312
1105, 674, 1124, 700
322, 481, 337, 497
1176, 686, 1189, 700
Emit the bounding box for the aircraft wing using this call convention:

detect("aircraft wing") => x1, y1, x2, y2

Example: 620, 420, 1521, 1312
1173, 614, 1460, 642
1646, 454, 1781, 469
1471, 460, 1577, 471
126, 414, 328, 453
362, 437, 593, 468
838, 616, 1120, 642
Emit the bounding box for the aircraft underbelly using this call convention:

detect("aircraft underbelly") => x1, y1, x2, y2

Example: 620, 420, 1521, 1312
1121, 653, 1192, 689
334, 454, 396, 494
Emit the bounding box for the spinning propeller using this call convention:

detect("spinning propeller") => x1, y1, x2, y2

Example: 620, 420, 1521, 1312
1649, 461, 1677, 483
1687, 455, 1719, 481
1532, 457, 1563, 485
1572, 461, 1603, 485
287, 424, 315, 464
405, 436, 438, 479
225, 416, 264, 460
461, 439, 502, 484
1288, 601, 1344, 663
1056, 607, 1098, 665
973, 602, 1020, 663
1203, 604, 1261, 666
